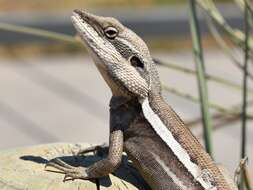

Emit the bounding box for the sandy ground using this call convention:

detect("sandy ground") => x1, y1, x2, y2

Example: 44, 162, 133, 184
0, 49, 252, 175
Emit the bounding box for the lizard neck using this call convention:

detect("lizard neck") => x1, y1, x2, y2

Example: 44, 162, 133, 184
139, 92, 217, 190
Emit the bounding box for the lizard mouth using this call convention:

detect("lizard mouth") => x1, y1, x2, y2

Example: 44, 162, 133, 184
71, 10, 104, 50
72, 10, 116, 58
72, 10, 104, 37
71, 9, 122, 65
71, 10, 121, 71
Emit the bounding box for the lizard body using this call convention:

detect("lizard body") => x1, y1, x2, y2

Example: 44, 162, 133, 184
46, 10, 236, 190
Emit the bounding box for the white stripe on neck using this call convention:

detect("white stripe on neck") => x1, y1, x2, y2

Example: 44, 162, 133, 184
151, 152, 188, 190
140, 97, 216, 190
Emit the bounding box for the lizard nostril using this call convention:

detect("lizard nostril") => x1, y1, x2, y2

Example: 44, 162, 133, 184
73, 9, 82, 15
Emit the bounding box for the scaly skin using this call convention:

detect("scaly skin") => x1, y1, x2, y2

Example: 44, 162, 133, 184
46, 10, 236, 190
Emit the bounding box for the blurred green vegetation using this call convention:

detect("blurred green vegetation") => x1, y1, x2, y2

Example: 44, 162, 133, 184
0, 0, 231, 11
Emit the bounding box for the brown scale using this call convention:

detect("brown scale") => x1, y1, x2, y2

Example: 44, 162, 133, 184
148, 93, 230, 190
48, 9, 235, 189
123, 101, 204, 190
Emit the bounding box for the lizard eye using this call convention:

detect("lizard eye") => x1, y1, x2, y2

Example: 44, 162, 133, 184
104, 27, 118, 39
130, 56, 144, 69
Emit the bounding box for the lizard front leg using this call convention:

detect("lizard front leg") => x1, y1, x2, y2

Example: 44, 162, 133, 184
45, 129, 123, 181
75, 143, 108, 157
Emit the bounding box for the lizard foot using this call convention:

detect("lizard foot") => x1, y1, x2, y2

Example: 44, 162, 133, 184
74, 143, 108, 157
45, 158, 88, 181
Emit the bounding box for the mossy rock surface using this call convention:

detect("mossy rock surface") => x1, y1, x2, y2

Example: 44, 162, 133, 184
0, 143, 149, 190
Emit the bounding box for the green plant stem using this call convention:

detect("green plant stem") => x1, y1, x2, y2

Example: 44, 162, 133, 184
189, 0, 213, 155
0, 22, 79, 45
155, 59, 253, 94
241, 0, 249, 163
196, 0, 253, 53
235, 0, 253, 15
205, 16, 253, 80
240, 4, 250, 190
162, 85, 253, 119
234, 0, 253, 29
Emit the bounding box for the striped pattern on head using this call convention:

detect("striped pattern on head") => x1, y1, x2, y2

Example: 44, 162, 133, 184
71, 10, 162, 98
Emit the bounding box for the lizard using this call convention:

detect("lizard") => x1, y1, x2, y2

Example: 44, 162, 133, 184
45, 10, 237, 190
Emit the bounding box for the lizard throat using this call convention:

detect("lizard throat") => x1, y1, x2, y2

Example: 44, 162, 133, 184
139, 97, 216, 190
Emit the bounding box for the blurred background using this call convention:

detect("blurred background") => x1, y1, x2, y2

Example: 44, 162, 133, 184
0, 0, 252, 178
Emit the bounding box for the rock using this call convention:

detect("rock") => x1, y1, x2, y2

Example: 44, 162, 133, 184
0, 143, 149, 190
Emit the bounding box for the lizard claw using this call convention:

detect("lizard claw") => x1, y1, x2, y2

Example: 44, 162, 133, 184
63, 173, 76, 182
45, 158, 88, 181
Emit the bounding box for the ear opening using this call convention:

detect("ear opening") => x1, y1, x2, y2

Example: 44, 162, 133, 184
130, 56, 144, 69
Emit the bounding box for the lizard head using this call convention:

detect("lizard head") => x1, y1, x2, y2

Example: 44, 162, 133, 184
71, 10, 161, 99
